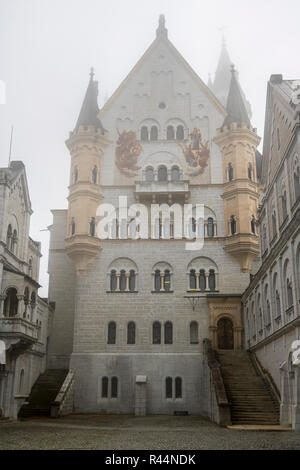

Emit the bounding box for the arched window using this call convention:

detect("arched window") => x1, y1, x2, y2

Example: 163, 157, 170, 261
294, 165, 300, 201
230, 216, 237, 235
251, 216, 256, 234
19, 369, 25, 394
164, 270, 171, 292
190, 321, 199, 344
129, 270, 136, 292
141, 126, 148, 141
145, 167, 154, 182
111, 377, 118, 398
110, 270, 117, 292
120, 270, 126, 292
164, 322, 173, 344
266, 300, 271, 326
73, 166, 78, 184
287, 279, 293, 308
92, 166, 98, 184
154, 270, 161, 292
281, 191, 288, 221
71, 218, 76, 236
189, 269, 196, 290
158, 166, 168, 182
175, 377, 182, 399
4, 288, 18, 317
153, 322, 161, 344
199, 270, 206, 291
90, 217, 96, 236
248, 163, 253, 180
6, 224, 12, 248
209, 270, 216, 291
101, 377, 109, 398
127, 322, 136, 345
166, 377, 172, 398
24, 287, 29, 318
150, 126, 158, 141
171, 166, 180, 182
176, 125, 184, 141
108, 321, 116, 344
228, 163, 234, 182
167, 126, 175, 140
207, 218, 214, 238
272, 211, 277, 239
276, 290, 281, 316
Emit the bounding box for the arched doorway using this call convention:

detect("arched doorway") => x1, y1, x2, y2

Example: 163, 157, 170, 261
217, 317, 234, 350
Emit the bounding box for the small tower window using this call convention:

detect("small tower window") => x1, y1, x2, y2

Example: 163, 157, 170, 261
230, 216, 237, 235
108, 322, 116, 344
90, 217, 96, 236
141, 126, 148, 141
92, 166, 98, 184
150, 126, 158, 141
228, 163, 234, 182
176, 125, 184, 141
248, 163, 253, 180
153, 322, 161, 344
287, 279, 293, 308
71, 218, 76, 236
167, 126, 175, 140
73, 167, 78, 184
251, 216, 256, 234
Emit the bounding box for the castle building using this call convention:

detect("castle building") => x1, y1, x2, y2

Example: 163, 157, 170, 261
242, 75, 300, 429
47, 16, 263, 416
0, 161, 53, 418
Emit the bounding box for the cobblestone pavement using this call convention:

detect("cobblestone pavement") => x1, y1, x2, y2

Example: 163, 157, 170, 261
0, 415, 299, 450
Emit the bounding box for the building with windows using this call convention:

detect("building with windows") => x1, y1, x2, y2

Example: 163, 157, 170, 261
242, 75, 300, 429
0, 161, 53, 418
46, 16, 265, 417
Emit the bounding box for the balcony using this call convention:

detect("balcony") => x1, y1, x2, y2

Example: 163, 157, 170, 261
0, 317, 38, 356
135, 180, 190, 203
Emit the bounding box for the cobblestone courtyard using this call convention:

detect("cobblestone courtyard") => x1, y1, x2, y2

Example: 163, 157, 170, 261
0, 415, 299, 450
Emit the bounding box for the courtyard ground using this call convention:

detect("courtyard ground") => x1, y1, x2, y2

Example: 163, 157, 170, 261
0, 414, 299, 450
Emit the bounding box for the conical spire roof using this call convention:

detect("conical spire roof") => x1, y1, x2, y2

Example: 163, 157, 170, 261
75, 69, 105, 133
213, 38, 232, 105
223, 66, 251, 128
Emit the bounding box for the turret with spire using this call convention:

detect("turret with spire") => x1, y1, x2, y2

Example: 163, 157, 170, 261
214, 66, 261, 273
65, 69, 110, 273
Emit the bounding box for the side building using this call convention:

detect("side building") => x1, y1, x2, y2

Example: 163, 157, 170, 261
0, 161, 54, 419
242, 75, 300, 429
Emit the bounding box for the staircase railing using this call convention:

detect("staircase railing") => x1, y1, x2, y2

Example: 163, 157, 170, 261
203, 339, 231, 426
249, 351, 281, 405
50, 369, 75, 418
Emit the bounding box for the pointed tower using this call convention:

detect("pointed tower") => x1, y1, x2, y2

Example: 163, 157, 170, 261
65, 69, 110, 273
214, 66, 261, 273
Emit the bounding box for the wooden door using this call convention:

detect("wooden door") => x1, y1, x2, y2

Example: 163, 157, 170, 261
217, 318, 234, 350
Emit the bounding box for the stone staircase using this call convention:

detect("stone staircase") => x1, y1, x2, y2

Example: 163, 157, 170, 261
217, 350, 280, 425
19, 369, 68, 418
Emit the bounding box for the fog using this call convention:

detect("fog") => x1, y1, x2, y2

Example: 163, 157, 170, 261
0, 0, 299, 296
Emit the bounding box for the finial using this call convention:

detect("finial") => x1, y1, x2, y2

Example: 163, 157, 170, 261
156, 14, 168, 38
90, 67, 95, 81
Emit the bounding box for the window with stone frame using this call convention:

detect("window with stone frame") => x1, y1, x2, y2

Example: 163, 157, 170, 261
111, 377, 118, 398
101, 377, 109, 398
165, 377, 172, 399
164, 322, 173, 345
175, 377, 182, 399
127, 322, 136, 345
107, 321, 116, 344
153, 322, 161, 344
190, 321, 199, 344
150, 126, 158, 141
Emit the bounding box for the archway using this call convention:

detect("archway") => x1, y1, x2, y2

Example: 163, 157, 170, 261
217, 317, 234, 350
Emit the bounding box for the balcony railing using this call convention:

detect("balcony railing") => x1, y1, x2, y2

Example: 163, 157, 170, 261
135, 180, 190, 202
0, 317, 38, 341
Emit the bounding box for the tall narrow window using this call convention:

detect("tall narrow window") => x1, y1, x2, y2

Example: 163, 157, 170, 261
176, 125, 184, 140
190, 321, 199, 344
164, 270, 171, 292
101, 377, 109, 398
73, 166, 78, 184
127, 322, 136, 345
158, 166, 168, 182
129, 270, 136, 292
120, 270, 126, 292
248, 163, 253, 180
71, 218, 75, 235
207, 218, 214, 238
230, 216, 236, 235
164, 322, 173, 345
111, 377, 118, 398
175, 377, 182, 399
251, 216, 256, 234
3, 288, 18, 317
108, 322, 116, 344
171, 166, 180, 181
166, 377, 172, 398
228, 163, 234, 182
90, 217, 96, 236
153, 322, 161, 344
167, 126, 175, 140
208, 270, 216, 291
281, 191, 288, 220
24, 287, 29, 318
154, 270, 161, 292
92, 166, 98, 184
141, 126, 148, 141
150, 126, 158, 141
189, 270, 196, 290
110, 270, 117, 292
287, 279, 293, 308
294, 166, 300, 201
276, 290, 281, 316
199, 270, 206, 291
272, 212, 277, 239
145, 167, 154, 182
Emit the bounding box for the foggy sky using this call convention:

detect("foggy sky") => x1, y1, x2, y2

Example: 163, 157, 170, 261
0, 0, 300, 296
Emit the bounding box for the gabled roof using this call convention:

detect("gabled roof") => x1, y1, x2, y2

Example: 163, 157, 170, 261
223, 66, 251, 128
75, 70, 105, 133
2, 161, 33, 214
98, 16, 226, 119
